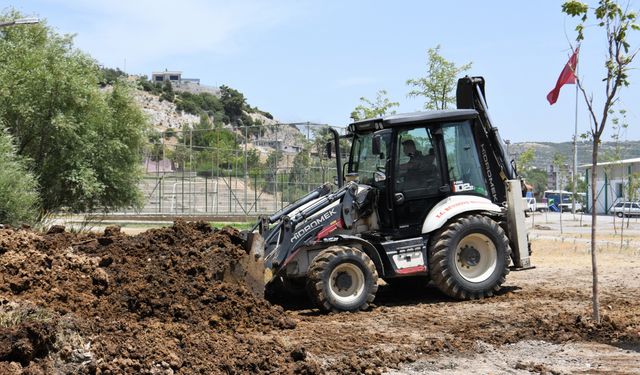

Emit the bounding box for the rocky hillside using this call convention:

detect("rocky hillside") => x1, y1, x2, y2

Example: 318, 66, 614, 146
131, 88, 638, 171
510, 141, 640, 170
133, 90, 199, 133
132, 87, 304, 156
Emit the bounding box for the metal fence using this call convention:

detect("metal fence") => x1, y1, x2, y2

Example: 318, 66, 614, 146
111, 123, 348, 218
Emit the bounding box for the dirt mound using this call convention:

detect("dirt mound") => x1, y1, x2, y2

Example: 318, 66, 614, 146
0, 220, 314, 374
3, 222, 639, 374
0, 320, 55, 366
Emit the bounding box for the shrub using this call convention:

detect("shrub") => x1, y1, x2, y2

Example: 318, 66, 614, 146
0, 128, 39, 226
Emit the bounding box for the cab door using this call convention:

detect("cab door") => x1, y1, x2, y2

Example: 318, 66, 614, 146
391, 126, 446, 235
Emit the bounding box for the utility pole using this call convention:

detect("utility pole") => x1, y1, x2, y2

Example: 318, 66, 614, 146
189, 127, 193, 214
572, 73, 579, 215
242, 120, 248, 216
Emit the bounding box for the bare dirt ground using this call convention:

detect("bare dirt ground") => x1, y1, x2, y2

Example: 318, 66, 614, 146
272, 236, 640, 374
0, 216, 639, 374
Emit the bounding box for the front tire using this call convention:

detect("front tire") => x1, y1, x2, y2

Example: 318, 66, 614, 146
429, 215, 511, 300
616, 212, 624, 218
306, 246, 378, 312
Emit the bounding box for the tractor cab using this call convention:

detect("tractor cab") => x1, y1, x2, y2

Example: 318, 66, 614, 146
346, 111, 494, 238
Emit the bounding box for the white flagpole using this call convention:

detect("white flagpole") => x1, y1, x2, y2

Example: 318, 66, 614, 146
572, 47, 579, 215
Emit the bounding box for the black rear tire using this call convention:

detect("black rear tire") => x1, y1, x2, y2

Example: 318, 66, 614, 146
429, 214, 511, 300
306, 246, 378, 312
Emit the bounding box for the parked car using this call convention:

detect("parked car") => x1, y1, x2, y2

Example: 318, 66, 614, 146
558, 202, 583, 212
536, 197, 549, 212
611, 202, 640, 218
522, 197, 537, 212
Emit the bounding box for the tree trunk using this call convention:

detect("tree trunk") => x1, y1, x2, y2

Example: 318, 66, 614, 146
590, 140, 601, 323
620, 172, 625, 249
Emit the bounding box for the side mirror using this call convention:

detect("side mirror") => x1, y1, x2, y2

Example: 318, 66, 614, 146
374, 171, 386, 182
325, 142, 332, 158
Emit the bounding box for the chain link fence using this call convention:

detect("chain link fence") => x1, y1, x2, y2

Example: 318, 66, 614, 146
111, 123, 348, 218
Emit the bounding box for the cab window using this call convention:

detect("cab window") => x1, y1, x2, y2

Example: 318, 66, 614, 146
442, 121, 488, 197
395, 127, 441, 195
349, 132, 388, 185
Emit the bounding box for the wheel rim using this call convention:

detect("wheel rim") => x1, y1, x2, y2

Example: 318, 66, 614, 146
328, 263, 365, 304
617, 212, 623, 218
455, 233, 498, 283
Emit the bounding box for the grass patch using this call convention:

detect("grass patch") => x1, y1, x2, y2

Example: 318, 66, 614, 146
0, 302, 55, 328
210, 222, 254, 230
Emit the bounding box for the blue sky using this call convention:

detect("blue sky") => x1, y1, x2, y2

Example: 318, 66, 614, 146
6, 0, 640, 142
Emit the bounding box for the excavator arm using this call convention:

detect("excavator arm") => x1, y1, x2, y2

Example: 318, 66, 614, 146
457, 76, 532, 269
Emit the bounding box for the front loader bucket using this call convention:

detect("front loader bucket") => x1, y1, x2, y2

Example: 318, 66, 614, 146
224, 231, 266, 297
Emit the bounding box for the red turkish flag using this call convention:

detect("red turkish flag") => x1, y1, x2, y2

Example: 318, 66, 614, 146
547, 47, 579, 105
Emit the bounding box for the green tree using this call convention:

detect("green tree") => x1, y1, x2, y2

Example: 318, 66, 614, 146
95, 83, 146, 210
263, 149, 283, 192
246, 148, 260, 170
0, 11, 146, 213
552, 153, 567, 196
289, 146, 310, 184
146, 130, 163, 161
190, 114, 215, 149
406, 45, 472, 110
160, 80, 174, 102
175, 91, 224, 117
562, 0, 639, 323
552, 152, 566, 178
350, 89, 399, 121
517, 148, 546, 197
99, 67, 126, 87
524, 169, 549, 198
0, 128, 39, 225
517, 147, 536, 173
209, 123, 240, 165
220, 85, 247, 123
169, 144, 189, 170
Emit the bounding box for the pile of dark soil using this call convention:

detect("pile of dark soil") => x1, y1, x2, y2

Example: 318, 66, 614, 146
0, 220, 316, 374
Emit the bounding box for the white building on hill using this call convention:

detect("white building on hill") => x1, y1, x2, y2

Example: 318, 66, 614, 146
582, 157, 640, 214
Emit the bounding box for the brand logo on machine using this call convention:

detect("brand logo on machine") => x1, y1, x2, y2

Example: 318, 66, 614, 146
291, 209, 336, 243
480, 143, 498, 202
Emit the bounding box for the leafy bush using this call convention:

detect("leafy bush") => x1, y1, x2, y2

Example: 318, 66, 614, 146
0, 128, 39, 226
160, 81, 174, 102
99, 67, 127, 87
138, 76, 163, 95
175, 91, 224, 117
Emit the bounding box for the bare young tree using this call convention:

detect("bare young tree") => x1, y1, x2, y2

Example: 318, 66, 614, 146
350, 90, 399, 121
562, 0, 639, 323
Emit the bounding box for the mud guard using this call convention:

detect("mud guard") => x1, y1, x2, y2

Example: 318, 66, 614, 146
421, 195, 502, 234
331, 235, 386, 278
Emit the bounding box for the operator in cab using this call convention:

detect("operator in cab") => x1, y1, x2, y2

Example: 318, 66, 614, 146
400, 139, 425, 171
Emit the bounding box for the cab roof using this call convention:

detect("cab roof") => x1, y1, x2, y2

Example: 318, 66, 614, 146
348, 109, 478, 133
